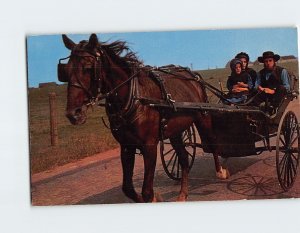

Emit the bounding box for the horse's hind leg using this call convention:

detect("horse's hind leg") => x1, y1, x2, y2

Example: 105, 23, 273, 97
169, 134, 189, 201
121, 145, 143, 203
194, 116, 230, 179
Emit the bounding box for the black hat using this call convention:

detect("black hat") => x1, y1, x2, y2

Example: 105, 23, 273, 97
235, 52, 249, 62
258, 51, 280, 63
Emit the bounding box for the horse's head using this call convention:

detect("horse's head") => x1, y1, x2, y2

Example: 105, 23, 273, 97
58, 34, 103, 125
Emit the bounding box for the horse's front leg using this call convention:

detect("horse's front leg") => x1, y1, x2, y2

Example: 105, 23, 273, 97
141, 143, 163, 202
170, 135, 189, 202
121, 145, 143, 203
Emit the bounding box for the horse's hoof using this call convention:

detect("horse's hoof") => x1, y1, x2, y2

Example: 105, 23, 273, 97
216, 167, 230, 179
135, 195, 144, 203
152, 192, 163, 202
176, 193, 187, 202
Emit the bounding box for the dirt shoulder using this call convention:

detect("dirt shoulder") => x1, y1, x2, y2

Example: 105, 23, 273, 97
31, 148, 120, 184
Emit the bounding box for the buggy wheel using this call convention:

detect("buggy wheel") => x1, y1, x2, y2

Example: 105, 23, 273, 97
160, 125, 196, 180
276, 111, 300, 191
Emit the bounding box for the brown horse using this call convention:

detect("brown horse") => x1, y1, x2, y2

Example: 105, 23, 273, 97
60, 33, 229, 202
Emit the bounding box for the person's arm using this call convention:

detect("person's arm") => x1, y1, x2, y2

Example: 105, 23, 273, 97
254, 72, 261, 89
226, 77, 233, 91
250, 69, 258, 85
255, 72, 275, 94
246, 74, 253, 89
281, 69, 291, 91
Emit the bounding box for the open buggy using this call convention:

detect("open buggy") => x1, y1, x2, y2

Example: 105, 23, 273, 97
156, 67, 300, 191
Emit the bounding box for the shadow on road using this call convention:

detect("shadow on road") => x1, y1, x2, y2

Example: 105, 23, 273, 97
77, 154, 267, 204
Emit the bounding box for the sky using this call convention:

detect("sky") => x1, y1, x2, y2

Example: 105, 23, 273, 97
27, 27, 298, 87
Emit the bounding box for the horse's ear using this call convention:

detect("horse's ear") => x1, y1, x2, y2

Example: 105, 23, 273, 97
87, 33, 99, 49
62, 34, 75, 50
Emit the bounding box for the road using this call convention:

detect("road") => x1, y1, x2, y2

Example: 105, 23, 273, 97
31, 101, 300, 205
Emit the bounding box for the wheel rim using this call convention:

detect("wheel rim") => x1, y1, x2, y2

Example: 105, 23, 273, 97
160, 125, 196, 180
276, 111, 300, 191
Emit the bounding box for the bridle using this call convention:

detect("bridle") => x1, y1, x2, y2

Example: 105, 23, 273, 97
58, 51, 103, 106
58, 49, 141, 107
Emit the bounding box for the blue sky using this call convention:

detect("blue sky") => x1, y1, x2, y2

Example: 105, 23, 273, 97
27, 27, 298, 87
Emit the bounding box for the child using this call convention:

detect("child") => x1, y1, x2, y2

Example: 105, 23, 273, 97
226, 58, 253, 104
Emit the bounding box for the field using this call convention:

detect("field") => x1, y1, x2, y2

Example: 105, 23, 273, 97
28, 61, 299, 173
29, 84, 118, 173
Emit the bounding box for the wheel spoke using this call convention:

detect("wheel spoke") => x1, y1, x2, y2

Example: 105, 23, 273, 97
166, 152, 176, 168
182, 131, 188, 140
279, 153, 289, 179
279, 153, 289, 168
171, 153, 178, 175
279, 136, 286, 147
283, 160, 288, 187
187, 151, 193, 160
286, 158, 291, 186
291, 153, 299, 162
177, 158, 180, 178
290, 155, 297, 175
183, 136, 190, 143
163, 148, 174, 157
290, 120, 297, 136
289, 134, 299, 147
289, 160, 294, 185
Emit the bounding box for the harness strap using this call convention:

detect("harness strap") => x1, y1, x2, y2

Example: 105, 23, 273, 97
154, 66, 259, 106
103, 70, 142, 131
98, 70, 141, 101
150, 69, 177, 110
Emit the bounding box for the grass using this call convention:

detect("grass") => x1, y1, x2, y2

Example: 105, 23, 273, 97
29, 84, 118, 173
28, 61, 298, 173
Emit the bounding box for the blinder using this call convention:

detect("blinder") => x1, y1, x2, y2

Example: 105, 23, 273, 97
57, 56, 70, 82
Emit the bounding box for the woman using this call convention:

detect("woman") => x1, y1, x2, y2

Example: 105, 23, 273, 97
226, 58, 253, 104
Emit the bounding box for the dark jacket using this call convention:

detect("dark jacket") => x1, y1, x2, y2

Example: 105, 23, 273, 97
245, 67, 257, 87
259, 66, 284, 90
227, 72, 252, 90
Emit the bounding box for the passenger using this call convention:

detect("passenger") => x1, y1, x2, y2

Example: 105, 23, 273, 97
235, 52, 257, 86
226, 58, 253, 104
254, 51, 290, 114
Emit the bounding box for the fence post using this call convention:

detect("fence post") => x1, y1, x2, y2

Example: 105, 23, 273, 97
49, 92, 58, 146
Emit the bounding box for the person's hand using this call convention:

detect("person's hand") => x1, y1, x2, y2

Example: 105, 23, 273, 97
263, 88, 275, 94
232, 87, 248, 93
258, 85, 264, 92
237, 82, 248, 88
258, 86, 275, 94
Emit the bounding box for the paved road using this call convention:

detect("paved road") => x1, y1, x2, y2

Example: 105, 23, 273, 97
31, 101, 300, 205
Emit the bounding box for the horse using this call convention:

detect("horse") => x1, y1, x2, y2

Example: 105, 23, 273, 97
59, 33, 229, 203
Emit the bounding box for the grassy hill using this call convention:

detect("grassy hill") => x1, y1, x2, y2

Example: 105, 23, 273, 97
28, 60, 299, 173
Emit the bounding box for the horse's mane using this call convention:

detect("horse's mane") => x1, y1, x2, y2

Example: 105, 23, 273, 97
99, 40, 143, 68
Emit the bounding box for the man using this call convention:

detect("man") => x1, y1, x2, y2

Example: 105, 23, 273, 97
235, 52, 257, 86
255, 51, 290, 113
